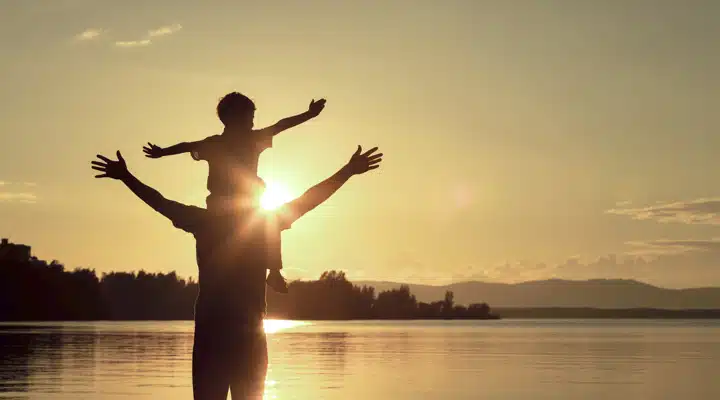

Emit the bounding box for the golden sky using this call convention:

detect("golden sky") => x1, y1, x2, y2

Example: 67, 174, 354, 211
1, 0, 719, 288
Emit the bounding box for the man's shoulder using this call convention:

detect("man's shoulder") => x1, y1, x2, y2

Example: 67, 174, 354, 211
166, 202, 209, 233
179, 203, 207, 219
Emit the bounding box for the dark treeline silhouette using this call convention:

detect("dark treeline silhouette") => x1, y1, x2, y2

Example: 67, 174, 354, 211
0, 257, 498, 321
268, 270, 497, 320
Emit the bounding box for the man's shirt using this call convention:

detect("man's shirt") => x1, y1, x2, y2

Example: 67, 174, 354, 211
158, 200, 299, 325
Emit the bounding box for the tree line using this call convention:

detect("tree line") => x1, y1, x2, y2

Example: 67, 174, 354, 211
0, 257, 498, 321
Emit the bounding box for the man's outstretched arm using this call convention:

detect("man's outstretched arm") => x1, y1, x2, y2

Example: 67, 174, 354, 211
91, 151, 201, 231
278, 145, 383, 224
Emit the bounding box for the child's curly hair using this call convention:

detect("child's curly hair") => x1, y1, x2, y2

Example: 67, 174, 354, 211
216, 92, 256, 125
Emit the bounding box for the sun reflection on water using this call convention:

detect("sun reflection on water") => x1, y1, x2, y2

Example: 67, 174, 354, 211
263, 319, 308, 334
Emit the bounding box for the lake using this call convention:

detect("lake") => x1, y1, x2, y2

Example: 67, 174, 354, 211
1, 320, 719, 399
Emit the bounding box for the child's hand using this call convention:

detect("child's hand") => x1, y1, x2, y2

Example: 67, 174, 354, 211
308, 98, 326, 117
143, 143, 164, 158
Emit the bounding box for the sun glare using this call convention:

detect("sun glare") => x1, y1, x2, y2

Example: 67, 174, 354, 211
260, 181, 293, 210
263, 319, 308, 334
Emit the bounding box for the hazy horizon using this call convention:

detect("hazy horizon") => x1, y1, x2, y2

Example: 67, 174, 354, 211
2, 0, 720, 288
353, 277, 719, 289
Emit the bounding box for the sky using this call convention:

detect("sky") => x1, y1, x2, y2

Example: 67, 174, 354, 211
1, 0, 719, 288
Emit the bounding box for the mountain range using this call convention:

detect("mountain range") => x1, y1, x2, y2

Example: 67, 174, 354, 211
354, 279, 720, 309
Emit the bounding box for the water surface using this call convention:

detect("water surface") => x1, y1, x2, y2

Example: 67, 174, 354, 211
1, 320, 719, 399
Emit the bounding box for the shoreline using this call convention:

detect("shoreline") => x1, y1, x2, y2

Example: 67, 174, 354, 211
6, 308, 720, 322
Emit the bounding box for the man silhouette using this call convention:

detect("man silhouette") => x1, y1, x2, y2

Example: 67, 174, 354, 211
91, 145, 382, 399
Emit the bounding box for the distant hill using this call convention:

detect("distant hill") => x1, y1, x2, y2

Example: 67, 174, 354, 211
353, 279, 720, 309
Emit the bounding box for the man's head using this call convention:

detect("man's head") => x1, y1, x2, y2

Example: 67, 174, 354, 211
217, 92, 256, 131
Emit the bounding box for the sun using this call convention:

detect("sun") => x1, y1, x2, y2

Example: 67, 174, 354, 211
260, 180, 293, 210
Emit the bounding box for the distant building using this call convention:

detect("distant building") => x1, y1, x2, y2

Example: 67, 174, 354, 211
0, 238, 31, 264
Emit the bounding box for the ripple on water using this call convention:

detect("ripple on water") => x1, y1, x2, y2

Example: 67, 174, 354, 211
1, 320, 719, 400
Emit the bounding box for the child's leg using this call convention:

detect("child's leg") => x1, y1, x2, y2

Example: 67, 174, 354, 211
266, 269, 288, 294
209, 190, 289, 294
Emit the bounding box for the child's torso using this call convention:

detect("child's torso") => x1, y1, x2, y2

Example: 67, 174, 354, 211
200, 132, 271, 195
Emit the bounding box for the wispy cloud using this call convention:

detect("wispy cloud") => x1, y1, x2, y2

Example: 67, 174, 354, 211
114, 23, 181, 48
626, 238, 720, 256
0, 192, 37, 203
81, 23, 181, 49
147, 23, 182, 37
420, 235, 720, 288
0, 181, 38, 203
75, 28, 103, 41
114, 39, 152, 48
546, 243, 720, 288
372, 236, 720, 288
607, 198, 720, 225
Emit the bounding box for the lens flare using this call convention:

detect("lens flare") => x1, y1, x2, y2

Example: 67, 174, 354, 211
260, 181, 293, 210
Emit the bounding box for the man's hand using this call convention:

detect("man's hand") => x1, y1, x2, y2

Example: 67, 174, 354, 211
143, 143, 165, 158
91, 151, 130, 180
308, 98, 326, 117
344, 146, 383, 176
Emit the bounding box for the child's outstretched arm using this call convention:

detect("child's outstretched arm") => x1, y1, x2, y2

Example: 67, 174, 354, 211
143, 141, 204, 159
257, 98, 326, 137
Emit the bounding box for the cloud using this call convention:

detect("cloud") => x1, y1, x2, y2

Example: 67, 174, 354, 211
482, 261, 551, 282
607, 198, 720, 225
82, 23, 181, 49
75, 28, 103, 41
0, 192, 37, 203
0, 181, 38, 203
550, 239, 720, 287
115, 40, 152, 48
147, 23, 182, 37
626, 238, 720, 256
429, 237, 720, 288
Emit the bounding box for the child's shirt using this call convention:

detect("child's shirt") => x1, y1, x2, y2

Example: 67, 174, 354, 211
190, 130, 273, 197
